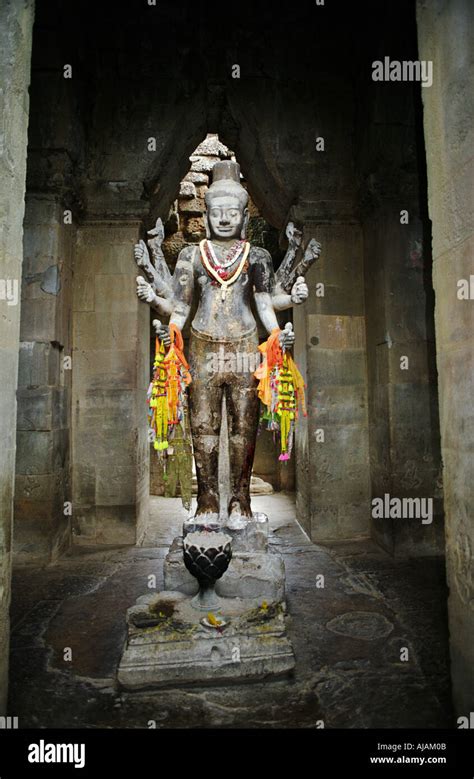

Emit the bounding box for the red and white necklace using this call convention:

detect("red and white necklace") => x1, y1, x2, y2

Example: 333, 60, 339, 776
199, 239, 250, 300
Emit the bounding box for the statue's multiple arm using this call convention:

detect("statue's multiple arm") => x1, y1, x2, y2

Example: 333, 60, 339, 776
156, 246, 195, 344
253, 248, 295, 349
272, 225, 321, 311
135, 219, 321, 331
134, 219, 175, 317
136, 275, 173, 316
272, 276, 309, 311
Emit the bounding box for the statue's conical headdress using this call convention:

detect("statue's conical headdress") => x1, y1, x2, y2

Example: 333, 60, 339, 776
205, 160, 248, 207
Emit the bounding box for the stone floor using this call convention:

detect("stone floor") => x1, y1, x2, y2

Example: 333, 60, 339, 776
8, 493, 454, 728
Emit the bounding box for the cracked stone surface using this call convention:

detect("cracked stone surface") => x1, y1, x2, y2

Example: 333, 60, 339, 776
8, 494, 453, 728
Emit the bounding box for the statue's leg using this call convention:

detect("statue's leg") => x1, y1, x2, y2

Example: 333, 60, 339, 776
188, 331, 223, 518
225, 332, 260, 519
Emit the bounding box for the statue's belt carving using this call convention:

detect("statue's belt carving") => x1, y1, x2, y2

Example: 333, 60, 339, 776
190, 324, 258, 344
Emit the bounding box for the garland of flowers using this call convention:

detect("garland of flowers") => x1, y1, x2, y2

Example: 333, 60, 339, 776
199, 239, 250, 300
254, 328, 306, 461
148, 324, 192, 452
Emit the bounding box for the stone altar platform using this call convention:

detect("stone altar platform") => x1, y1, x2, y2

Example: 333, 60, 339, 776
118, 590, 294, 689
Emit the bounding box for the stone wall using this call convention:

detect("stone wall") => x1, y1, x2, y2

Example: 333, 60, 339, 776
14, 195, 73, 563
71, 222, 149, 545
0, 0, 35, 713
294, 214, 371, 541
354, 16, 444, 557
417, 0, 474, 714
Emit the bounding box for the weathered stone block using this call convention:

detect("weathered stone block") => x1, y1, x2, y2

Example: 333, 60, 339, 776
72, 349, 137, 390
95, 506, 137, 544
307, 314, 366, 350
23, 222, 61, 276
388, 382, 439, 430
94, 275, 137, 312
74, 311, 138, 350
72, 507, 97, 541
310, 503, 370, 541
73, 389, 137, 431
309, 385, 368, 425
162, 231, 187, 264
432, 235, 474, 348
14, 471, 64, 502
178, 180, 196, 198
19, 298, 57, 342
178, 196, 205, 215
95, 466, 136, 506
387, 342, 434, 384
19, 341, 62, 388
307, 348, 367, 386
184, 171, 209, 185
16, 429, 68, 475
16, 387, 68, 431
74, 427, 136, 469
190, 155, 220, 172
181, 216, 205, 241
73, 463, 96, 505
193, 135, 231, 157
76, 240, 137, 276
437, 345, 474, 449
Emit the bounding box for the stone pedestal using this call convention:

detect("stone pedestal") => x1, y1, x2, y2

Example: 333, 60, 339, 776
118, 591, 294, 690
164, 513, 285, 600
165, 537, 285, 601
118, 513, 294, 689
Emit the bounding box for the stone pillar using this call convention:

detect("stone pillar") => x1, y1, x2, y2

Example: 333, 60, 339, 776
417, 0, 474, 714
14, 194, 74, 563
0, 0, 35, 713
363, 206, 443, 557
294, 204, 371, 541
72, 222, 149, 546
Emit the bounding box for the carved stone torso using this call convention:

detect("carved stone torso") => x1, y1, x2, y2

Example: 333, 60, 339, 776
184, 243, 274, 341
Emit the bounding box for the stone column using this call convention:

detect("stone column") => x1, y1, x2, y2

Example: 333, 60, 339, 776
0, 0, 35, 713
417, 0, 474, 714
72, 222, 149, 546
293, 203, 371, 541
363, 206, 443, 557
15, 194, 74, 563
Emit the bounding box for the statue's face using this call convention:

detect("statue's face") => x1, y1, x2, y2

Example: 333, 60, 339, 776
206, 195, 247, 240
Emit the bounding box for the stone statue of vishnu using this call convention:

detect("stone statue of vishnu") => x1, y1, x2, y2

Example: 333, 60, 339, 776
135, 160, 320, 527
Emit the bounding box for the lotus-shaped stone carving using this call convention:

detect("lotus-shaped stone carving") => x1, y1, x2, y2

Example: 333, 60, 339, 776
183, 531, 232, 611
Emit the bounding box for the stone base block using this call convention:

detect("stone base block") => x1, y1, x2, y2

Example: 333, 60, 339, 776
164, 537, 285, 601
118, 591, 295, 690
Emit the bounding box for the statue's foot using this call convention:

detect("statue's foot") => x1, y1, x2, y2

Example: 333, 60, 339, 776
194, 494, 220, 525
227, 496, 252, 529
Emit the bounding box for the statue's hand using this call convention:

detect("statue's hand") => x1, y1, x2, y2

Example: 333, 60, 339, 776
134, 239, 150, 268
291, 275, 308, 304
152, 319, 171, 347
279, 322, 295, 351
285, 221, 303, 251
304, 238, 321, 262
136, 275, 155, 303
